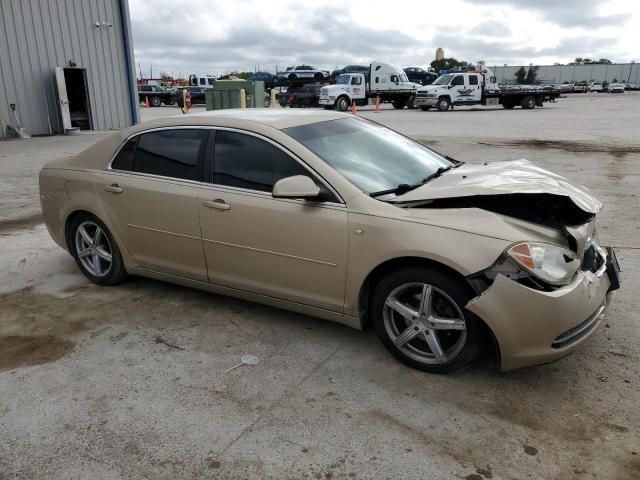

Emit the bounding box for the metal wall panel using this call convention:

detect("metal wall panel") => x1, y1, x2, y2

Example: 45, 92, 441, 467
492, 63, 640, 85
0, 0, 137, 138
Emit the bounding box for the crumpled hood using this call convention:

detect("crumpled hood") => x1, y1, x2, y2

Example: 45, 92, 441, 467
391, 159, 602, 214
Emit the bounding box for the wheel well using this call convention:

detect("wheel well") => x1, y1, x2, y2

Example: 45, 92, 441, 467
357, 256, 498, 358
64, 210, 94, 251
438, 95, 451, 101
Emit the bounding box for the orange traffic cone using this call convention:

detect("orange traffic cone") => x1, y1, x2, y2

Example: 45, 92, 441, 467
351, 100, 357, 115
145, 96, 150, 108
374, 96, 381, 113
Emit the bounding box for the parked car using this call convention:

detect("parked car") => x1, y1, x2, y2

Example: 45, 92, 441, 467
557, 83, 573, 93
330, 65, 369, 83
287, 83, 325, 108
623, 83, 639, 91
279, 65, 329, 83
248, 72, 279, 90
572, 83, 588, 93
608, 83, 625, 93
273, 86, 289, 107
39, 110, 619, 374
588, 82, 604, 92
138, 85, 175, 107
404, 67, 438, 85
173, 86, 207, 105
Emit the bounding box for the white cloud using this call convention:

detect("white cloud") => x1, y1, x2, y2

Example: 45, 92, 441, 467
128, 0, 638, 76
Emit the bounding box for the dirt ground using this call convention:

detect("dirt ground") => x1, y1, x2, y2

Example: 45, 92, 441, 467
0, 93, 639, 480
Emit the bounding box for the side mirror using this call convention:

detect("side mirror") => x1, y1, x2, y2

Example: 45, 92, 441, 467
272, 175, 320, 200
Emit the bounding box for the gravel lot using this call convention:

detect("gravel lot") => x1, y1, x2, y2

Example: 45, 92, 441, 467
1, 94, 639, 480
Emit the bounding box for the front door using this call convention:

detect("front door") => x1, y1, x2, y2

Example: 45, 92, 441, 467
198, 129, 349, 312
94, 128, 209, 281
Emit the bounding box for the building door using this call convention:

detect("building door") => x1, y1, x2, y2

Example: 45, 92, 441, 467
54, 67, 93, 132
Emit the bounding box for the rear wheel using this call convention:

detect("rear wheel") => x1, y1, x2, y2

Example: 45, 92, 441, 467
70, 214, 127, 286
371, 267, 483, 373
420, 106, 431, 111
407, 95, 417, 109
150, 96, 161, 107
521, 95, 536, 109
436, 97, 450, 111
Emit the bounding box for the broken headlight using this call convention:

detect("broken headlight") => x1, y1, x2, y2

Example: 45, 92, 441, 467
507, 242, 580, 286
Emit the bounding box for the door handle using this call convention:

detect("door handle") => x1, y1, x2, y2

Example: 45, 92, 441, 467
104, 184, 123, 193
203, 199, 230, 210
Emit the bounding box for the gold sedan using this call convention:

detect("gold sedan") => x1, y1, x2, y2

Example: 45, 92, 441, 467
39, 110, 620, 373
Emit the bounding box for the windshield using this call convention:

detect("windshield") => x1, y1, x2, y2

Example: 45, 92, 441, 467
284, 117, 452, 194
399, 73, 409, 82
336, 75, 350, 85
433, 74, 453, 85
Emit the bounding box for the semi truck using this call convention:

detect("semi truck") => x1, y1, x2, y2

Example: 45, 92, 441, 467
318, 61, 421, 111
415, 68, 558, 111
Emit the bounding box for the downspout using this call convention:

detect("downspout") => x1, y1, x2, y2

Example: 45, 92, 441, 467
117, 0, 139, 125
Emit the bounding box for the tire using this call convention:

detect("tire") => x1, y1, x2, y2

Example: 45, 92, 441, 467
436, 97, 450, 112
264, 97, 271, 108
521, 95, 536, 109
371, 266, 483, 373
69, 213, 127, 286
391, 101, 406, 109
420, 106, 431, 111
288, 74, 297, 81
314, 73, 324, 81
336, 96, 350, 112
407, 95, 417, 109
150, 96, 162, 107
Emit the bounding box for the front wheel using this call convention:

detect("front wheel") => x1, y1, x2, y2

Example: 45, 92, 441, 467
407, 95, 417, 109
150, 96, 162, 107
336, 96, 350, 112
436, 97, 450, 111
371, 267, 483, 373
70, 214, 128, 286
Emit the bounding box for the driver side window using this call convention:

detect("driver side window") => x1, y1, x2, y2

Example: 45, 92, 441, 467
212, 131, 336, 201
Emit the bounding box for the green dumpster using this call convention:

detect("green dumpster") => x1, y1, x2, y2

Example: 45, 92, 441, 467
205, 80, 265, 110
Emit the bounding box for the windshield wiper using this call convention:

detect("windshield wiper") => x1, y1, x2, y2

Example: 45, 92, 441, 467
370, 163, 458, 199
421, 165, 453, 184
370, 183, 417, 198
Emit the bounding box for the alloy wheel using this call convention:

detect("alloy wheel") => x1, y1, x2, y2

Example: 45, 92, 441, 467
74, 220, 113, 277
383, 282, 467, 365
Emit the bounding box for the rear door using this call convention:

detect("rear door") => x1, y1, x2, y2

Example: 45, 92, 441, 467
467, 74, 482, 102
94, 128, 209, 281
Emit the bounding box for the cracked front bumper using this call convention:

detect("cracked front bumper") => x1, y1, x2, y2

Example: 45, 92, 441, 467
466, 250, 619, 370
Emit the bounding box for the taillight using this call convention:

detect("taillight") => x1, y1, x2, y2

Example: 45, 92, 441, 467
289, 95, 296, 102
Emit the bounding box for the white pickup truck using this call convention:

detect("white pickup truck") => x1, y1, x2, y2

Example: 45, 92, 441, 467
319, 61, 421, 111
415, 69, 558, 111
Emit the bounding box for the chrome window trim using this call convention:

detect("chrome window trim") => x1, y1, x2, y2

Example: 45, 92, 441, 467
106, 125, 345, 205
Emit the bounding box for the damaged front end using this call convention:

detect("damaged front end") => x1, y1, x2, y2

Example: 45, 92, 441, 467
390, 159, 621, 369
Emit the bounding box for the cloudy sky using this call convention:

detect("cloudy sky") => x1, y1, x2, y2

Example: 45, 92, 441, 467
129, 0, 638, 77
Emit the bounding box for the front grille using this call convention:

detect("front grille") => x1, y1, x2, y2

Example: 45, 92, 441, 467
552, 306, 605, 349
581, 244, 605, 274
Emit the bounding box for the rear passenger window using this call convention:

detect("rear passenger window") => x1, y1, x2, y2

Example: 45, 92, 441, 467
469, 75, 478, 85
111, 138, 137, 171
213, 131, 310, 192
134, 129, 206, 180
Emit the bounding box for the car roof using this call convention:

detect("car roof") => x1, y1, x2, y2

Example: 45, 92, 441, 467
129, 109, 349, 132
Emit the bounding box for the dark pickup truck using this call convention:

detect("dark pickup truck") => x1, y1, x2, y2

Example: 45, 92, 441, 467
138, 85, 175, 107
287, 83, 325, 107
